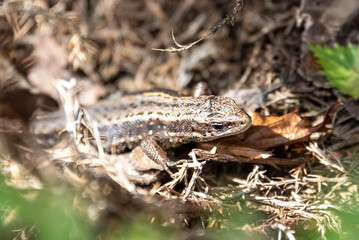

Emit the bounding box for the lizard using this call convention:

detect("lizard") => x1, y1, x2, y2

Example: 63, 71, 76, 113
30, 90, 252, 171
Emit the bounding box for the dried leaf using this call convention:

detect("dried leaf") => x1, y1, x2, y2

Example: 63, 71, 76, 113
198, 100, 343, 159
244, 99, 342, 149
191, 149, 306, 167
243, 111, 313, 149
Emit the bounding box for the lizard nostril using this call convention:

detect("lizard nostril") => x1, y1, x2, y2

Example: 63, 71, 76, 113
240, 121, 245, 125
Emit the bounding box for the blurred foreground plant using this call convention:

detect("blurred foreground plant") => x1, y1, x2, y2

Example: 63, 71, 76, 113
0, 175, 95, 240
0, 173, 178, 240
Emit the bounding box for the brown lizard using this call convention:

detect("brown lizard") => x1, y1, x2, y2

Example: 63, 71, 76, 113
31, 90, 252, 170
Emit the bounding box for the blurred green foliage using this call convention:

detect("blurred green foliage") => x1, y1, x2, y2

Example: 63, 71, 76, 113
0, 175, 95, 239
0, 174, 177, 240
309, 43, 359, 99
104, 215, 178, 240
1, 171, 358, 239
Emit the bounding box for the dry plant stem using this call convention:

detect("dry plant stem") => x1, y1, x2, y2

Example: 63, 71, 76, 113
192, 149, 306, 167
152, 0, 243, 53
1, 2, 80, 40
306, 142, 346, 173
214, 164, 349, 238
53, 78, 80, 135
157, 166, 187, 197
183, 152, 204, 200
1, 1, 96, 70
272, 223, 295, 240
156, 156, 208, 200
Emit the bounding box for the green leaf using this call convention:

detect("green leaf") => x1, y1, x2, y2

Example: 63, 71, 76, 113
309, 43, 359, 99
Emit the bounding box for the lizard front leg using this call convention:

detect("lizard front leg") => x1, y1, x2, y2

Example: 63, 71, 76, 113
140, 137, 175, 175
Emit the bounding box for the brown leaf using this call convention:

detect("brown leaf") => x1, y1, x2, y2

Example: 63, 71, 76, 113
243, 110, 313, 149
244, 99, 342, 149
191, 149, 308, 167
197, 100, 343, 159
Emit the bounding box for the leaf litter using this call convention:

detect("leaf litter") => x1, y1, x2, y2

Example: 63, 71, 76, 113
0, 0, 359, 239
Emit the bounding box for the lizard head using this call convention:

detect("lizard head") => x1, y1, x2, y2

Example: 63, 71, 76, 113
191, 96, 252, 141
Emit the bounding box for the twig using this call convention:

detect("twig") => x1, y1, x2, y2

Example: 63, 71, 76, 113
152, 0, 243, 53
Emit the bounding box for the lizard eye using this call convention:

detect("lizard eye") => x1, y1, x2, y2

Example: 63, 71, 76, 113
211, 122, 229, 131
207, 113, 225, 119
